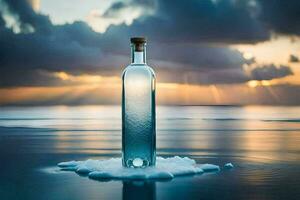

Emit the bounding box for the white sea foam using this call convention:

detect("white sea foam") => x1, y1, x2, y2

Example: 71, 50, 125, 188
58, 156, 222, 180
224, 162, 234, 169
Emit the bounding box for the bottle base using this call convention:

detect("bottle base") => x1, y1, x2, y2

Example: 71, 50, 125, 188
124, 157, 151, 168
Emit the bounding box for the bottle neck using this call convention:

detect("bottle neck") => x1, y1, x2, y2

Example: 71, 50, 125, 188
131, 44, 146, 64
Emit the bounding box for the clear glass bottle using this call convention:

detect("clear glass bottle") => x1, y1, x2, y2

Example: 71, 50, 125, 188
122, 37, 156, 168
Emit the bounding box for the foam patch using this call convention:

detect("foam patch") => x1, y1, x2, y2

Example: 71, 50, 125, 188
58, 156, 223, 180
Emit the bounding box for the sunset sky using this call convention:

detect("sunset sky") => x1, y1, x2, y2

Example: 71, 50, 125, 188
0, 0, 300, 105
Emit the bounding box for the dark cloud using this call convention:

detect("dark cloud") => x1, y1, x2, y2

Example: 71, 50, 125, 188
0, 0, 107, 86
103, 0, 155, 18
0, 69, 59, 87
258, 0, 300, 35
0, 0, 299, 88
157, 67, 250, 85
103, 0, 300, 44
104, 0, 270, 44
102, 2, 128, 18
250, 64, 293, 80
0, 23, 102, 70
1, 0, 51, 33
149, 44, 249, 70
156, 63, 294, 85
0, 0, 254, 87
0, 10, 5, 26
289, 54, 299, 63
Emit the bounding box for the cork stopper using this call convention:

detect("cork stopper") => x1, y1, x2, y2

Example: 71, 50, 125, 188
131, 37, 146, 52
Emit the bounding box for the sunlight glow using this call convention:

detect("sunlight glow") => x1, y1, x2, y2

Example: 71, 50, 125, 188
243, 52, 253, 60
233, 36, 300, 65
210, 85, 222, 104
247, 80, 272, 88
53, 71, 120, 85
247, 80, 259, 88
261, 80, 271, 86
157, 83, 179, 89
0, 82, 294, 106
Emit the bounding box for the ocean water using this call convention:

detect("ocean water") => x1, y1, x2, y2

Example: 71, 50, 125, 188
0, 106, 300, 200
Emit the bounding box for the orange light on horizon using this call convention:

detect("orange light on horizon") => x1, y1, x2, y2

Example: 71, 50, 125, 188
247, 80, 259, 88
53, 71, 120, 85
261, 80, 271, 86
1, 70, 300, 106
247, 80, 272, 88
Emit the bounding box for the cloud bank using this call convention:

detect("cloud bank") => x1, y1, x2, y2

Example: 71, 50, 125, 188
0, 0, 298, 88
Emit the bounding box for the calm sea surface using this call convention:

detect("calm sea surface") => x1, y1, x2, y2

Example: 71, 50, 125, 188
0, 106, 300, 200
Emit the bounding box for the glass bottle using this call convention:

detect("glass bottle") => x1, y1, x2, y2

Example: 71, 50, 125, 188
122, 37, 156, 168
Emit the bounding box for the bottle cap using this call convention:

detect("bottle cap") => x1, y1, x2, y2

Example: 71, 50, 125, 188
130, 37, 147, 44
131, 37, 146, 52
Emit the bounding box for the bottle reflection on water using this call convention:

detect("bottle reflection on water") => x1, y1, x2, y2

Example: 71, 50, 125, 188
122, 37, 156, 168
123, 181, 156, 200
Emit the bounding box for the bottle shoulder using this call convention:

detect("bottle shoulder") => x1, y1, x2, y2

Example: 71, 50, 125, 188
122, 64, 156, 78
